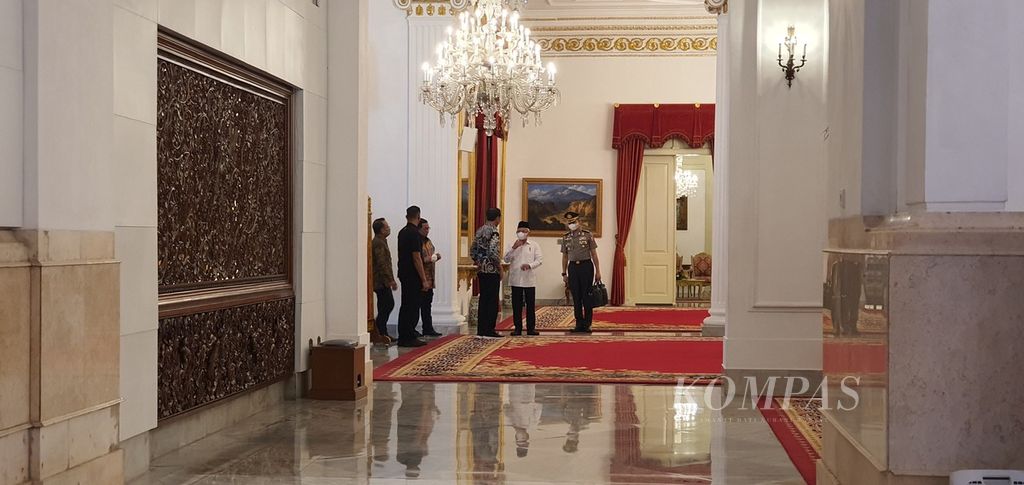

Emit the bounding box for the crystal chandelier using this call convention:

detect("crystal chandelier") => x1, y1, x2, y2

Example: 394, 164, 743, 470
676, 169, 699, 198
419, 0, 560, 136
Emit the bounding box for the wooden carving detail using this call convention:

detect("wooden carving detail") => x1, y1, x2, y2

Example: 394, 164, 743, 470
157, 31, 295, 419
157, 57, 289, 291
157, 298, 295, 420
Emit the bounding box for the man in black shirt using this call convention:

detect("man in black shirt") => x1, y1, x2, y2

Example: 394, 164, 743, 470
396, 206, 430, 347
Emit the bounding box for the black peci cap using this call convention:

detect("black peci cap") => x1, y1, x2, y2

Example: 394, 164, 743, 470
517, 220, 530, 229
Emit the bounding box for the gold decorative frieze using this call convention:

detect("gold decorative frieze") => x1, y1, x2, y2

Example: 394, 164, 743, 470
393, 0, 467, 16
523, 13, 717, 57
537, 36, 716, 56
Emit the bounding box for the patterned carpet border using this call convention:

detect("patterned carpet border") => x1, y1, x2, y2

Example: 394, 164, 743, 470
497, 306, 707, 332
374, 335, 723, 386
758, 397, 822, 485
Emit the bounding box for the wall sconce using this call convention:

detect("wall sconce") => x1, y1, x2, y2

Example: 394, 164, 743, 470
777, 26, 807, 88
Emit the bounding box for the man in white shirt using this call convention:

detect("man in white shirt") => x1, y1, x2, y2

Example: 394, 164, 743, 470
504, 221, 543, 336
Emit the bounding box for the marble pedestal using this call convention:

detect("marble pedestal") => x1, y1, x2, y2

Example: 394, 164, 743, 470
819, 214, 1024, 484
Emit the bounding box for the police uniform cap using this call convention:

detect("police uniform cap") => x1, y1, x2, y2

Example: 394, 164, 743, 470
564, 211, 580, 222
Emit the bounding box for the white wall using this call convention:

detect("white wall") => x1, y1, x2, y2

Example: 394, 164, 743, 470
365, 6, 466, 333
366, 0, 409, 307
504, 56, 717, 301
721, 0, 827, 371
110, 0, 330, 441
0, 0, 22, 227
1002, 0, 1024, 211
23, 0, 115, 231
919, 0, 1010, 211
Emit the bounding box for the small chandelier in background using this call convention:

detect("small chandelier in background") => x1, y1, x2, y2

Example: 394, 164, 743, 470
675, 166, 699, 198
419, 0, 560, 136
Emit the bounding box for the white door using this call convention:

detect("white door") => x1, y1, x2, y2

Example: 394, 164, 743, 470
626, 155, 676, 305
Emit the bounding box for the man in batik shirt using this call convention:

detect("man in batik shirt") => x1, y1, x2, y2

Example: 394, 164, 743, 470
471, 207, 503, 338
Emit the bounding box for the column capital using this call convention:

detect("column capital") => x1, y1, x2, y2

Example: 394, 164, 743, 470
705, 0, 727, 15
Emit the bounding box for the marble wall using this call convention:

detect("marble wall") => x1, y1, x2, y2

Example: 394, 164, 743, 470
0, 230, 123, 484
821, 214, 1024, 483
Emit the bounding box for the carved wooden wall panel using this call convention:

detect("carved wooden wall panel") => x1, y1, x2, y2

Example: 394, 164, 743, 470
157, 298, 295, 419
156, 31, 295, 420
157, 57, 289, 291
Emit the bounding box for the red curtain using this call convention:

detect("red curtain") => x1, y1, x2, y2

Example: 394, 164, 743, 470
610, 104, 714, 306
472, 114, 504, 296
612, 104, 715, 150
611, 138, 645, 306
473, 116, 502, 230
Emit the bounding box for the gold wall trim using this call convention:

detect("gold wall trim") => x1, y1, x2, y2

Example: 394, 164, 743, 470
537, 36, 717, 56
393, 0, 466, 16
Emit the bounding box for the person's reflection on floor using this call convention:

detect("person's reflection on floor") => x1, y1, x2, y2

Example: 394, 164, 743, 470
561, 385, 599, 453
370, 382, 396, 466
397, 383, 439, 478
471, 383, 504, 480
505, 384, 542, 458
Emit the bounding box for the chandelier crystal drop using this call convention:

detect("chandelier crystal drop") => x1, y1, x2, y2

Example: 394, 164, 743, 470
419, 0, 560, 136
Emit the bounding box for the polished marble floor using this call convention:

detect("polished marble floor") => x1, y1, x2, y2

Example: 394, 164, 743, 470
133, 344, 805, 484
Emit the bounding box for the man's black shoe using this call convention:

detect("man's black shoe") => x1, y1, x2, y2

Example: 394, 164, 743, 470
423, 331, 443, 337
397, 339, 427, 347
570, 327, 592, 334
511, 330, 523, 336
527, 330, 541, 336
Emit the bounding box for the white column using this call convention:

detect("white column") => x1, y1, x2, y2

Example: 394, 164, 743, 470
703, 10, 729, 337
325, 0, 371, 348
906, 0, 1013, 212
407, 16, 467, 335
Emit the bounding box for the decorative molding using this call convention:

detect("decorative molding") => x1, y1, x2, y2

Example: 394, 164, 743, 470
537, 35, 716, 56
524, 11, 717, 57
705, 0, 727, 15
393, 0, 467, 16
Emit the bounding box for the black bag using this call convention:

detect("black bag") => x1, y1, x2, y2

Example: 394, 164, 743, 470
589, 282, 609, 308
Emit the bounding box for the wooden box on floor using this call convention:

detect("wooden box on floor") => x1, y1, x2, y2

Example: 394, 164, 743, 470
309, 343, 368, 401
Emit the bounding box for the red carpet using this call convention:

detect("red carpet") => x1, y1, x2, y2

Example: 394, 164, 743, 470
496, 306, 708, 332
759, 398, 822, 485
374, 335, 722, 385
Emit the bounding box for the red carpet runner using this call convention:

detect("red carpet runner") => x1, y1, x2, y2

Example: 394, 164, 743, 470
758, 397, 823, 485
375, 335, 723, 385
496, 306, 709, 332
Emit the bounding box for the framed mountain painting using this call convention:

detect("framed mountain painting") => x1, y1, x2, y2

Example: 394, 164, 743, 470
522, 178, 603, 237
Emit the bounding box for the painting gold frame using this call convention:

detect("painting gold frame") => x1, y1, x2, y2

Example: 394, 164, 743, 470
521, 178, 603, 237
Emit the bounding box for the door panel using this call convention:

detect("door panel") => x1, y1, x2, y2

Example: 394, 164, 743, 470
627, 155, 676, 304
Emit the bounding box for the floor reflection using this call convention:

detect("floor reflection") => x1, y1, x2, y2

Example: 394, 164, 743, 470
136, 377, 804, 484
396, 383, 438, 478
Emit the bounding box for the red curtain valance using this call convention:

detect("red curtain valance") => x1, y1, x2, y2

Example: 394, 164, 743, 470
612, 103, 715, 149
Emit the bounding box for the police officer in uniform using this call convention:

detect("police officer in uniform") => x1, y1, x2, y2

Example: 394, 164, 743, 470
560, 211, 602, 333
